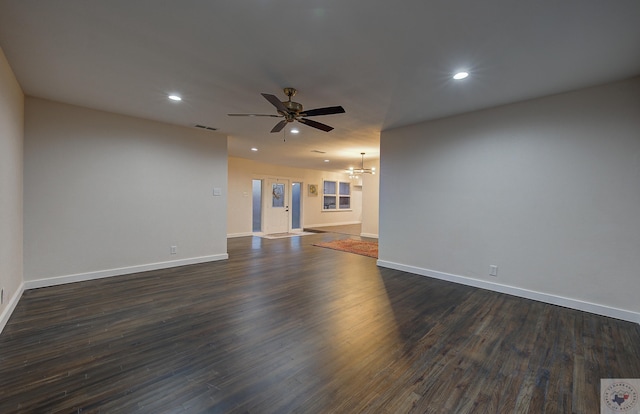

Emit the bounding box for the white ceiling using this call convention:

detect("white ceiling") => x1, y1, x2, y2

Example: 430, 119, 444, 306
1, 1, 639, 172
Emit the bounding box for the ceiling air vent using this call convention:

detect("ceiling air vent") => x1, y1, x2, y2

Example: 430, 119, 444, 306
311, 149, 326, 154
194, 124, 218, 131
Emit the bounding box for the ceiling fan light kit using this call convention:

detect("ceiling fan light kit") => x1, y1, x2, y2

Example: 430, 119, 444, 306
228, 88, 345, 133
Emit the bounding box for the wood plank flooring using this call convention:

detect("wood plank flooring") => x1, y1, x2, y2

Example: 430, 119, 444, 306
304, 224, 362, 236
1, 233, 639, 413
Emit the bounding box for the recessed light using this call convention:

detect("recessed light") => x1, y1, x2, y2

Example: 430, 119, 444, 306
291, 128, 299, 134
251, 147, 258, 152
324, 159, 330, 163
453, 72, 469, 80
168, 95, 182, 101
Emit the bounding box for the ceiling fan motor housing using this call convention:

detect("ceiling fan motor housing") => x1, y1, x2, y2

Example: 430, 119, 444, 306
283, 100, 303, 114
282, 88, 303, 116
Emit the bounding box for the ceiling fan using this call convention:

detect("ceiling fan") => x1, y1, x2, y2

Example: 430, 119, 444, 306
228, 88, 345, 133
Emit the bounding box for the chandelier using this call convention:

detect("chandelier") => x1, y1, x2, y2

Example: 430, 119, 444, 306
347, 152, 376, 179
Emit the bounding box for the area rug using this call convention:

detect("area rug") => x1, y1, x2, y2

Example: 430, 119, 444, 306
313, 238, 378, 258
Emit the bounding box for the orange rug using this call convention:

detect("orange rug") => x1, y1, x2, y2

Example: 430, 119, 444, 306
313, 238, 378, 258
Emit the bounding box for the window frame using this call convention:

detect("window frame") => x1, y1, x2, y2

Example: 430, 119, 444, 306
322, 180, 351, 211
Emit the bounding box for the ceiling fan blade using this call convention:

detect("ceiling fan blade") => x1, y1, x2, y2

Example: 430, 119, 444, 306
300, 106, 345, 117
298, 118, 334, 132
271, 120, 288, 133
228, 113, 282, 117
261, 93, 288, 113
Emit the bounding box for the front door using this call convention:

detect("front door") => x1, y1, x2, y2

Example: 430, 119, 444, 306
265, 178, 289, 234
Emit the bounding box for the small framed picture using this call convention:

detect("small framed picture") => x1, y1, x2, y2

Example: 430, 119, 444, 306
308, 184, 318, 196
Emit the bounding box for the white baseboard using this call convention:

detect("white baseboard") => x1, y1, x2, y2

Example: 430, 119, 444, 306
228, 230, 317, 238
24, 254, 229, 290
227, 232, 254, 238
360, 232, 379, 239
305, 221, 361, 228
377, 260, 640, 325
0, 282, 25, 334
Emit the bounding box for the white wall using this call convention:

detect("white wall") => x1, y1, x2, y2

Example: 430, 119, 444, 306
379, 77, 640, 323
228, 157, 379, 237
361, 159, 380, 238
0, 47, 24, 330
24, 98, 228, 286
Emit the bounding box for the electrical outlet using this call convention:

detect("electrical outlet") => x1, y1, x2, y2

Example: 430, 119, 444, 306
489, 265, 498, 277
170, 245, 177, 255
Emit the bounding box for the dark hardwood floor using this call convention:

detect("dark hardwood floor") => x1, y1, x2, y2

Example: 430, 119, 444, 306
304, 224, 362, 236
1, 233, 639, 413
